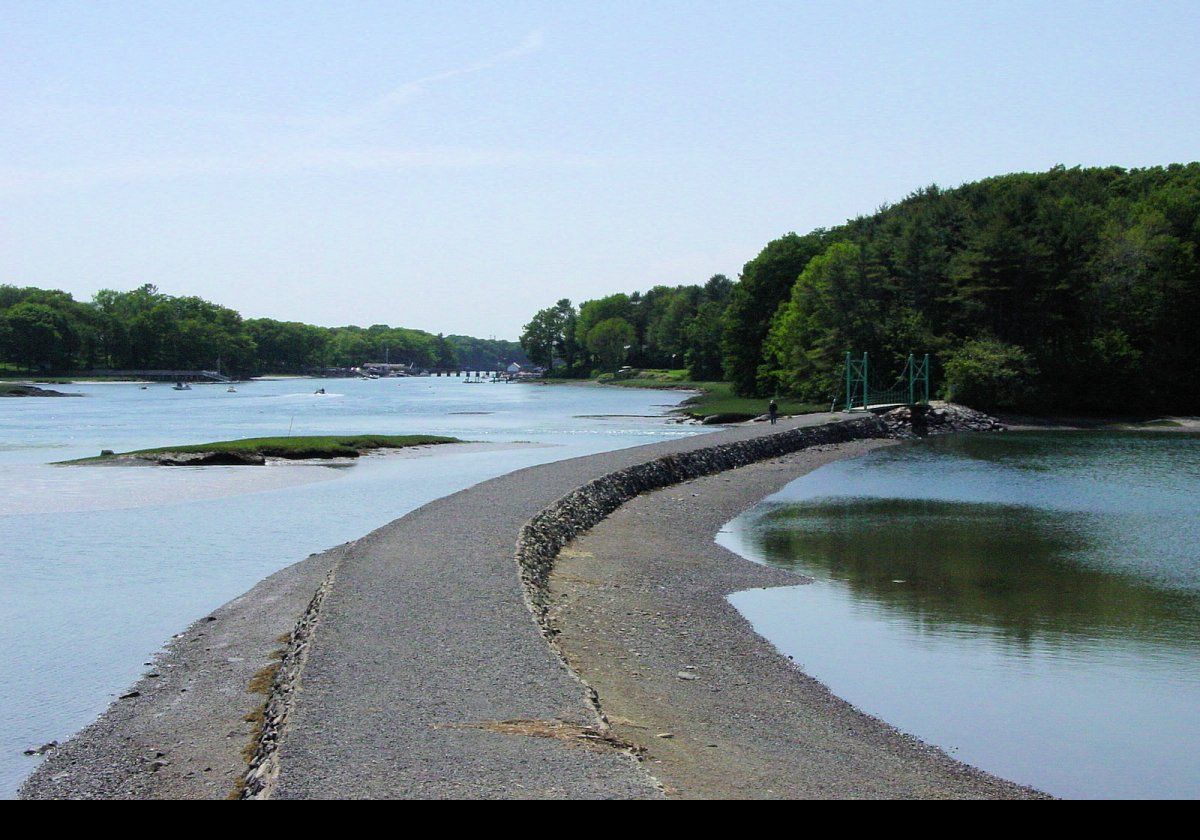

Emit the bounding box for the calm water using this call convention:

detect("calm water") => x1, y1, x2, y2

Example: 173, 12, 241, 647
720, 432, 1200, 799
0, 377, 705, 796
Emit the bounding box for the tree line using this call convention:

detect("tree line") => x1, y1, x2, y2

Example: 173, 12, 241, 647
523, 164, 1200, 413
0, 284, 527, 375
519, 274, 734, 380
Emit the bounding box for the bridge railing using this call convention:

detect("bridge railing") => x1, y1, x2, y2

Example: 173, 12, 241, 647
842, 352, 930, 411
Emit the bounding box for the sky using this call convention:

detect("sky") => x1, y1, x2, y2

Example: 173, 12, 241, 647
2, 1, 1197, 339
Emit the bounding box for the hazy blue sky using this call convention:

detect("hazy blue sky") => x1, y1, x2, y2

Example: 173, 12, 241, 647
2, 1, 1197, 338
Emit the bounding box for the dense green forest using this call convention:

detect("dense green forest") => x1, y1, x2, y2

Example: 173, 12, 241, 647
0, 284, 526, 375
523, 164, 1200, 413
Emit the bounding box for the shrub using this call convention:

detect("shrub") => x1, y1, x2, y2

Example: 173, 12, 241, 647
943, 338, 1037, 410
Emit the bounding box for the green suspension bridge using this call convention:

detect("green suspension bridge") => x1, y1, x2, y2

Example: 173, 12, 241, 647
840, 352, 931, 412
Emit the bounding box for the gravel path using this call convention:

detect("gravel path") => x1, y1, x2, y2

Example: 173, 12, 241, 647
549, 442, 1047, 799
268, 414, 855, 799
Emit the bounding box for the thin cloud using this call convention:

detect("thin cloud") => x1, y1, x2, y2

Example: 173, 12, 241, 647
2, 31, 551, 195
318, 30, 545, 137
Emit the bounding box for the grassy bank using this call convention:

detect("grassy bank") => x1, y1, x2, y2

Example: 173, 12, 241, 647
587, 369, 826, 421
678, 382, 825, 421
65, 434, 460, 464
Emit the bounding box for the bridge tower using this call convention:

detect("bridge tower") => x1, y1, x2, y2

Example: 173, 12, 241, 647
844, 352, 868, 412
909, 353, 930, 405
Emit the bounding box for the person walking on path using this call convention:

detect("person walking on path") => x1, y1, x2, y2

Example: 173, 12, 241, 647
768, 399, 779, 425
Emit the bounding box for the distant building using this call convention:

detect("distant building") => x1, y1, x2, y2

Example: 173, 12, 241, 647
506, 362, 522, 374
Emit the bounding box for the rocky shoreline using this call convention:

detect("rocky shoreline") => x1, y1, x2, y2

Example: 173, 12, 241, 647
19, 546, 341, 799
880, 401, 1006, 437
95, 450, 277, 466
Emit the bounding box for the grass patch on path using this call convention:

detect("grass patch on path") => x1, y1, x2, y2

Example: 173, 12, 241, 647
679, 382, 825, 421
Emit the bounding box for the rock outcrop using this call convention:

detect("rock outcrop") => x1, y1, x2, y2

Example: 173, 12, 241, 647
880, 402, 1005, 438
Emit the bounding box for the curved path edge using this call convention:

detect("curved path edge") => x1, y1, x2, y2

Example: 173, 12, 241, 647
19, 543, 347, 799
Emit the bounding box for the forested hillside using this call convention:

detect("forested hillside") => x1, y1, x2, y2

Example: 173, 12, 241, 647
0, 284, 526, 375
524, 164, 1200, 413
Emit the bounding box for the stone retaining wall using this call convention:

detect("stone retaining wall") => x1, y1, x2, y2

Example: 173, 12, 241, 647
516, 415, 888, 619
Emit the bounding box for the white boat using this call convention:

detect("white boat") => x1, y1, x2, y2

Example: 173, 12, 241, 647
172, 382, 191, 391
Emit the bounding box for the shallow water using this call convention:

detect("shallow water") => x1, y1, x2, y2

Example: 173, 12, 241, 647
0, 377, 705, 796
720, 432, 1200, 799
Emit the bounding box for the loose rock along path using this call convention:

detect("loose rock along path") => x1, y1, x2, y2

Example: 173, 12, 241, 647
20, 545, 341, 799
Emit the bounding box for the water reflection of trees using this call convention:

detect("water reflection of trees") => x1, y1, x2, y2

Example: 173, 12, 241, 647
746, 499, 1200, 651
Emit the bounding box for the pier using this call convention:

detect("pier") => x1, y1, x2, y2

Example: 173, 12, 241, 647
430, 368, 504, 378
